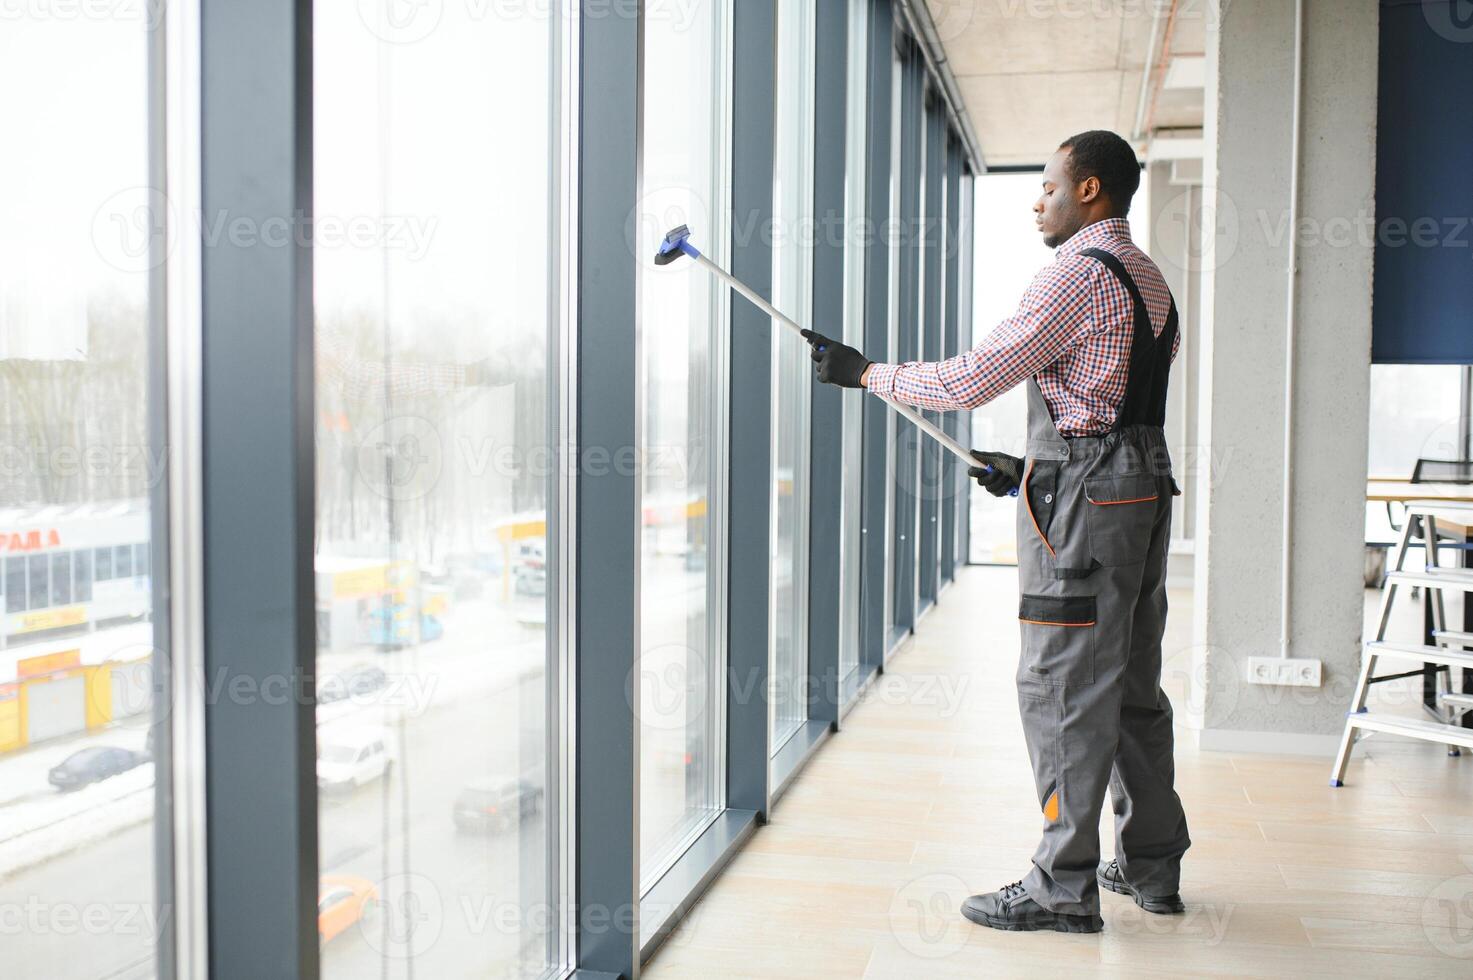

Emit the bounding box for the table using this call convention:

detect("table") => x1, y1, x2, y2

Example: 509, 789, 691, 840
1367, 482, 1473, 727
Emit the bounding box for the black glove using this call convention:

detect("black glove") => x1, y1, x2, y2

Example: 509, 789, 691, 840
968, 450, 1023, 497
800, 329, 871, 389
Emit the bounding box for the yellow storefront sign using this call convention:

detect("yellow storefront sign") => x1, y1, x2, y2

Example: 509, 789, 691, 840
17, 606, 86, 634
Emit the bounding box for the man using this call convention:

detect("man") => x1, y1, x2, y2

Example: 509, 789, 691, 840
802, 130, 1191, 934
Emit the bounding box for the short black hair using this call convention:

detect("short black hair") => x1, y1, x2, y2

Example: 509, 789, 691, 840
1058, 130, 1141, 215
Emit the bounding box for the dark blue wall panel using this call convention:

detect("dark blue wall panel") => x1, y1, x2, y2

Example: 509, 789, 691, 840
1373, 0, 1473, 364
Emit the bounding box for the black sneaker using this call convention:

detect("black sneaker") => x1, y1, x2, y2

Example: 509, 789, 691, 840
1096, 859, 1185, 914
960, 880, 1104, 934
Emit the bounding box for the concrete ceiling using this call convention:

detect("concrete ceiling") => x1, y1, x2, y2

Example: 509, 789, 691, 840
926, 0, 1208, 169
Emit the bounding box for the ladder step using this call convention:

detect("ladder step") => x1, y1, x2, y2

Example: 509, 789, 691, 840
1368, 641, 1473, 671
1435, 629, 1473, 648
1438, 692, 1473, 711
1347, 711, 1473, 750
1385, 567, 1473, 590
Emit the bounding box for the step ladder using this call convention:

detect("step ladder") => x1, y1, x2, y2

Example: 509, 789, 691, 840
1331, 502, 1473, 786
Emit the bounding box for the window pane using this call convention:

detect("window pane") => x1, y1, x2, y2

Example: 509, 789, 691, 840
968, 173, 1047, 565
115, 544, 133, 579
838, 0, 868, 682
96, 546, 114, 581
312, 3, 571, 975
28, 555, 49, 610
53, 552, 72, 607
75, 548, 93, 603
0, 12, 159, 978
637, 0, 729, 887
770, 0, 815, 750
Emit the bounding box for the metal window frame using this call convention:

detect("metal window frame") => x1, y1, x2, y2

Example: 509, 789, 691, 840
807, 0, 857, 729
959, 166, 978, 566
887, 35, 924, 654
574, 0, 640, 974
916, 88, 944, 613
940, 132, 963, 585
859, 0, 896, 679
157, 0, 209, 975
197, 1, 317, 975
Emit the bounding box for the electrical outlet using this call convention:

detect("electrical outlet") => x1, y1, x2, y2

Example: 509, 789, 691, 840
1246, 657, 1323, 687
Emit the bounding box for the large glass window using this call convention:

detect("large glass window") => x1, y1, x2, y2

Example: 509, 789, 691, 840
837, 0, 869, 684
312, 3, 574, 975
0, 12, 160, 977
637, 0, 730, 889
968, 172, 1049, 564
770, 0, 815, 751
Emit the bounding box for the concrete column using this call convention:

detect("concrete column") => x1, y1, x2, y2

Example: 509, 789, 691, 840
1191, 0, 1378, 753
1144, 160, 1204, 559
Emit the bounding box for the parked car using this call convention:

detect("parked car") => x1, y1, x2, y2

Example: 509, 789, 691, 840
512, 540, 546, 597
318, 874, 379, 946
317, 728, 393, 792
317, 663, 387, 704
48, 746, 146, 791
452, 777, 544, 833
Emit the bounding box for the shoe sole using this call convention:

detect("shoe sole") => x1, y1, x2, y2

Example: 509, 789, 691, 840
960, 903, 1103, 934
1097, 872, 1185, 915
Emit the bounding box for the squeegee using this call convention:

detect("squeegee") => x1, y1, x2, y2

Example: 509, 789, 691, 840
655, 223, 1017, 497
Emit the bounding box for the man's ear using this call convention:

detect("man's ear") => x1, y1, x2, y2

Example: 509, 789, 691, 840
1078, 175, 1101, 205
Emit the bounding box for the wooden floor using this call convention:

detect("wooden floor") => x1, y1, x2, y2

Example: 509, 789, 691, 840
641, 565, 1473, 978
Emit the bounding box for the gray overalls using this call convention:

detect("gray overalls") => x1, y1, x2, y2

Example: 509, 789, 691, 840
1014, 247, 1192, 915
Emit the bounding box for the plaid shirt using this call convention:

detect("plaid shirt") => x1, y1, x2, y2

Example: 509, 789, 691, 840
865, 217, 1179, 437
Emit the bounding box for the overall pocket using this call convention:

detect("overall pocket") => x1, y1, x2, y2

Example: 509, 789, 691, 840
1083, 472, 1158, 567
1018, 593, 1096, 688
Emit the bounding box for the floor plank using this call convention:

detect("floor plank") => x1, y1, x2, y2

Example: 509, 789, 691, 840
641, 566, 1473, 978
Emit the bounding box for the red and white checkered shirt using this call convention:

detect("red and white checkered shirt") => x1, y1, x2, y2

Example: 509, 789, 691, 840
865, 217, 1179, 437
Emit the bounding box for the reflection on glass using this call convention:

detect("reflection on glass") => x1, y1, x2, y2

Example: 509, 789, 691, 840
0, 15, 159, 980
313, 3, 569, 976
638, 0, 728, 888
770, 0, 815, 750
838, 0, 868, 684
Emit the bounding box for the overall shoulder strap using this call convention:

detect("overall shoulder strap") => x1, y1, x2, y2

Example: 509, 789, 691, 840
1078, 247, 1172, 429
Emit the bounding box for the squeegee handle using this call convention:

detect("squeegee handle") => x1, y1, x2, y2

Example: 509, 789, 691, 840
693, 252, 1019, 498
